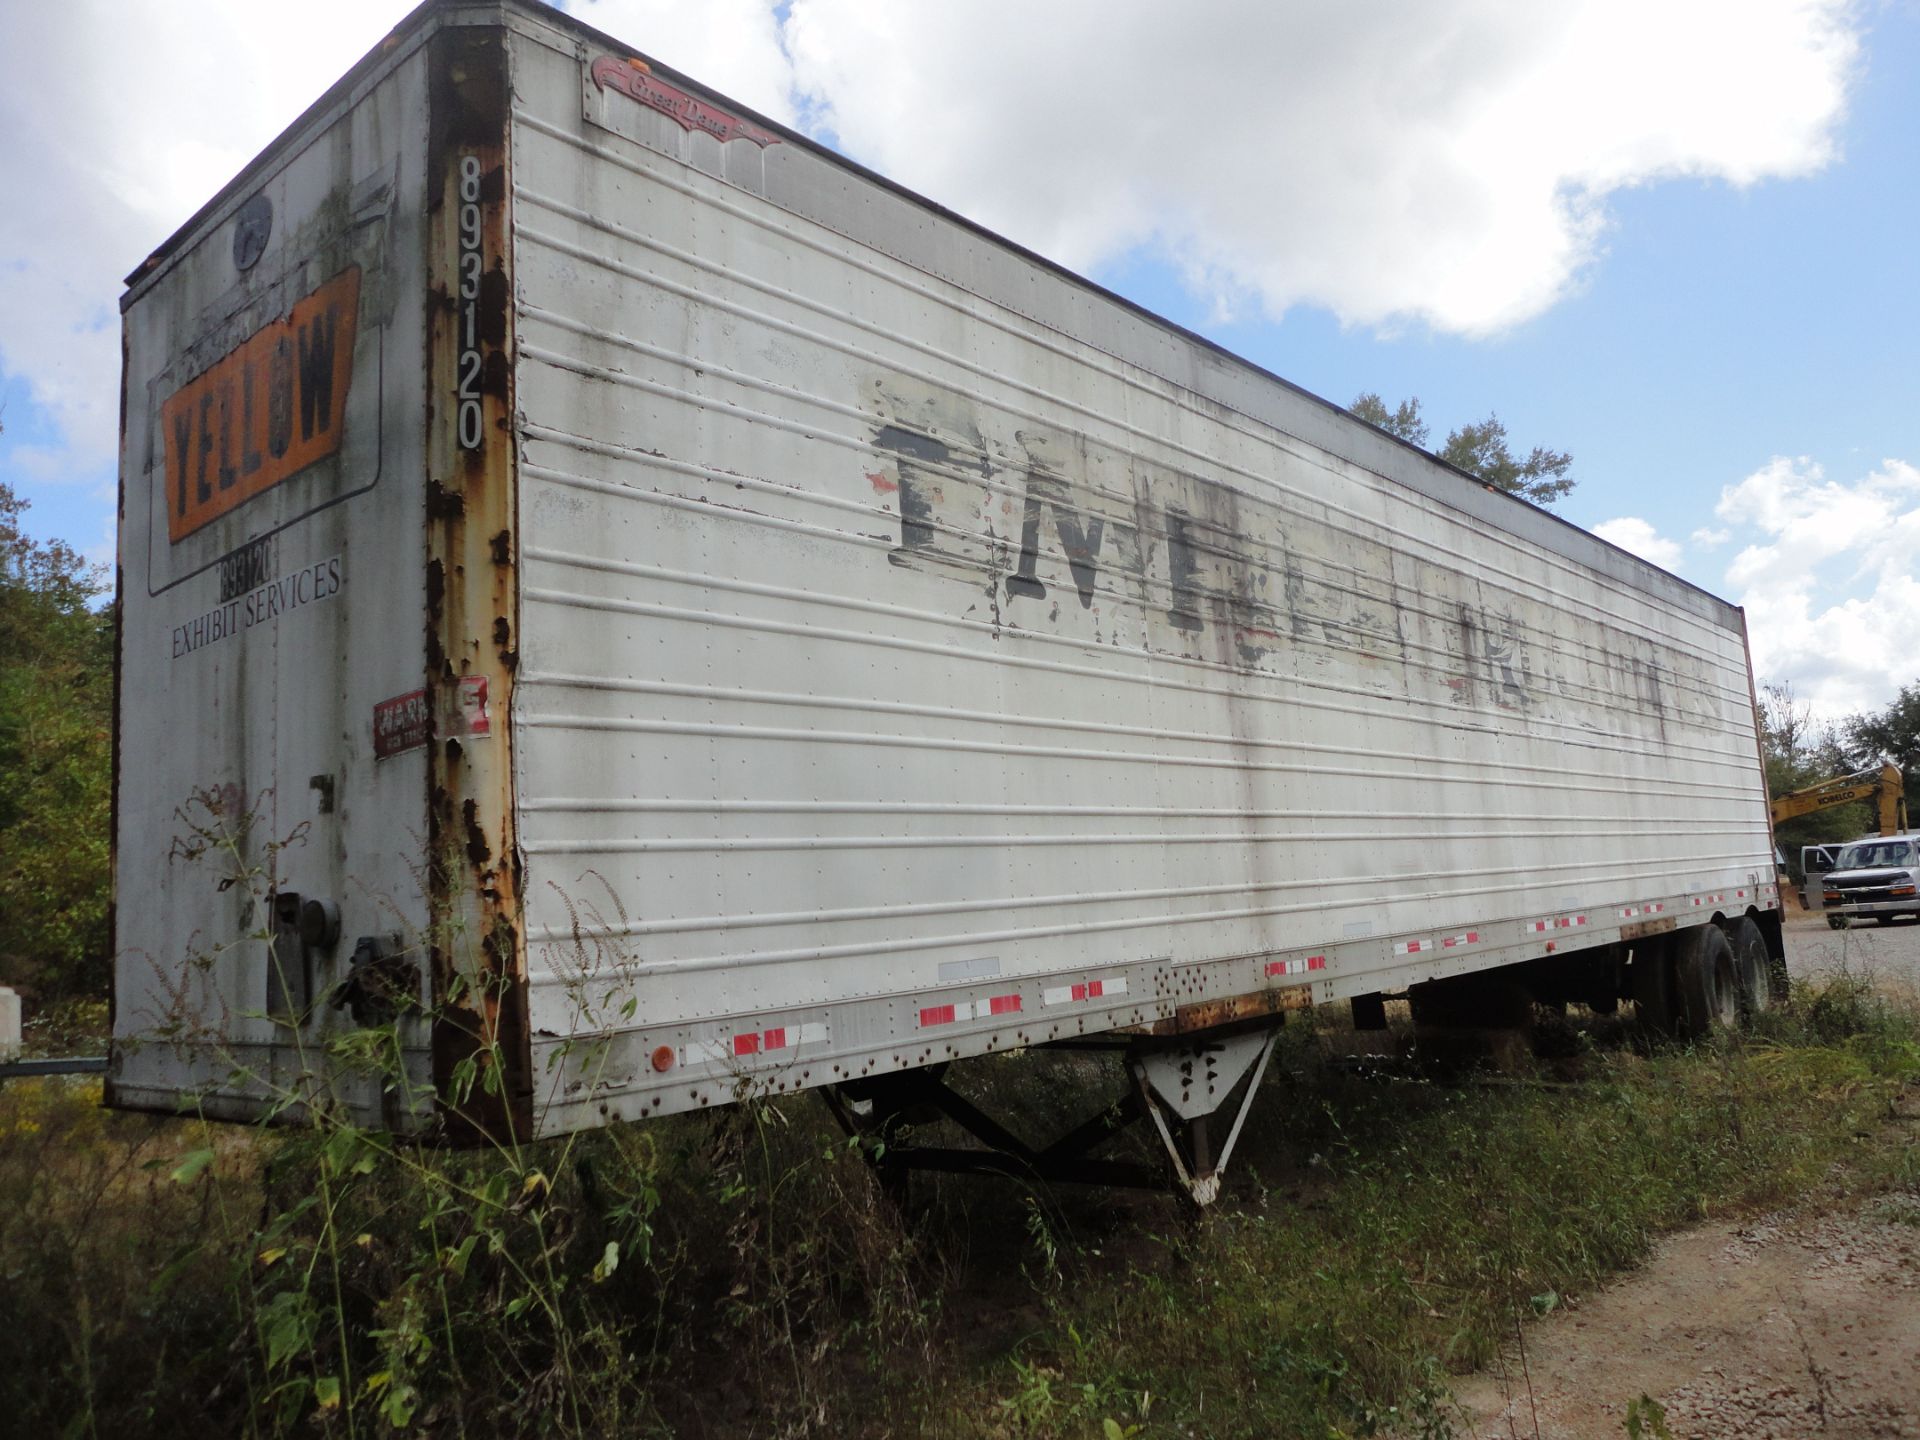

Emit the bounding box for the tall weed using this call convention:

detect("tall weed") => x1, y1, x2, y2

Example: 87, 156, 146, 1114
6, 834, 1916, 1440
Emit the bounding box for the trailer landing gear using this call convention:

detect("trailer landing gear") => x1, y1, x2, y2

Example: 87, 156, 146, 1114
1129, 1028, 1279, 1206
822, 1023, 1283, 1208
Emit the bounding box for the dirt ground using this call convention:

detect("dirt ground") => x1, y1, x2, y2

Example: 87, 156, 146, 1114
1453, 913, 1920, 1440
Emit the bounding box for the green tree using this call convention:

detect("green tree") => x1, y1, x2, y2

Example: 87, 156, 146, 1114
1758, 681, 1866, 857
0, 480, 114, 1000
1845, 679, 1920, 825
1348, 392, 1430, 447
1350, 393, 1576, 507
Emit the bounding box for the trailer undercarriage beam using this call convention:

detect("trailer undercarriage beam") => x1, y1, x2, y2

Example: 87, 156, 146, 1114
823, 1022, 1284, 1206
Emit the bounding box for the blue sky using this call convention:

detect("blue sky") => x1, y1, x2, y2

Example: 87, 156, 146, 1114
3, 0, 1914, 719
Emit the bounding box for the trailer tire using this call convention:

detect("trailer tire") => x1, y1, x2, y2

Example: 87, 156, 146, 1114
1727, 916, 1771, 1020
1630, 940, 1678, 1037
1674, 923, 1739, 1038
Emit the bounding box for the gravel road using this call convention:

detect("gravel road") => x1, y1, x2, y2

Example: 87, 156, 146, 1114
1781, 907, 1920, 998
1454, 1201, 1920, 1438
1450, 911, 1920, 1439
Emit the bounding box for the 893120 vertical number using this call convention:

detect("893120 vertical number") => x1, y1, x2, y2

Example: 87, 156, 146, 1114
456, 153, 484, 451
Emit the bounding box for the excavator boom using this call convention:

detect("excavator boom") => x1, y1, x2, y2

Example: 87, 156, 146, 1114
1769, 762, 1908, 833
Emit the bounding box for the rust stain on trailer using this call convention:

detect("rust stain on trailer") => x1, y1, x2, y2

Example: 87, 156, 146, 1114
1145, 984, 1312, 1036
424, 26, 529, 1144
1621, 916, 1677, 941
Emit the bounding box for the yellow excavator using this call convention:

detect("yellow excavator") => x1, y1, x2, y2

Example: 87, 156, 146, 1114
1769, 762, 1909, 835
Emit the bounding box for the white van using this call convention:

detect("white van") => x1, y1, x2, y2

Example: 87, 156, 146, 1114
1816, 835, 1920, 928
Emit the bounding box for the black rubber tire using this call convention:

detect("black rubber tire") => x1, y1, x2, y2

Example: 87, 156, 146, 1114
1726, 916, 1771, 1020
1827, 915, 1846, 930
1674, 922, 1740, 1038
1630, 939, 1678, 1037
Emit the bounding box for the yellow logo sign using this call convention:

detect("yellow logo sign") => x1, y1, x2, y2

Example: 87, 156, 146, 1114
163, 267, 361, 542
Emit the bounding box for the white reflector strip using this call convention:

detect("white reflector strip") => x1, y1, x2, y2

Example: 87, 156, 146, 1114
919, 993, 1024, 1026
1394, 938, 1432, 956
1041, 976, 1129, 1007
1441, 931, 1480, 948
1264, 955, 1327, 977
1534, 914, 1589, 930
681, 1021, 830, 1069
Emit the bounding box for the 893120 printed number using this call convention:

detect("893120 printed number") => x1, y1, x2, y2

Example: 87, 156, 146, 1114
456, 153, 484, 451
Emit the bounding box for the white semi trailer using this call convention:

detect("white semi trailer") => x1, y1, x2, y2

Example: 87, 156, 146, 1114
111, 0, 1783, 1201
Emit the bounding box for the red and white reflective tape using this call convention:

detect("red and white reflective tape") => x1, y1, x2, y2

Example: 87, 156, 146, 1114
1619, 903, 1665, 918
1688, 893, 1727, 907
918, 992, 1024, 1027
1532, 913, 1589, 931
1394, 937, 1434, 956
683, 1021, 828, 1067
1041, 976, 1131, 1007
1440, 931, 1480, 949
1265, 955, 1328, 978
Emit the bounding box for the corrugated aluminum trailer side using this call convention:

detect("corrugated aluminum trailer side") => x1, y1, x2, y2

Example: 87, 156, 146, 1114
496, 4, 1779, 1139
112, 2, 1781, 1181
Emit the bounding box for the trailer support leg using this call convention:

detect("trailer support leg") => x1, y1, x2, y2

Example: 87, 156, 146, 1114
1129, 1027, 1279, 1207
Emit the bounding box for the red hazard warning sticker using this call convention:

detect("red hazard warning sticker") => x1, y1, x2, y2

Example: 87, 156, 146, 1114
372, 689, 431, 759
372, 676, 490, 759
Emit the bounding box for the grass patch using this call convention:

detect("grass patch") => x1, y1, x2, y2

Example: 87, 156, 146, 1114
2, 971, 1915, 1438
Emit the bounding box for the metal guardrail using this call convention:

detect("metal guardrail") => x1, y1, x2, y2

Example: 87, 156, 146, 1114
0, 1056, 109, 1081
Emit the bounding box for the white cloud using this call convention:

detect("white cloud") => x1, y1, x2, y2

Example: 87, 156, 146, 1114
1690, 526, 1731, 547
0, 0, 803, 493
1714, 457, 1920, 718
1593, 516, 1684, 571
0, 0, 1860, 500
0, 1, 419, 478
782, 0, 1858, 335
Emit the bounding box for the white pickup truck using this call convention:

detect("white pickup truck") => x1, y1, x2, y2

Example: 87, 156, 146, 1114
1817, 835, 1920, 927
